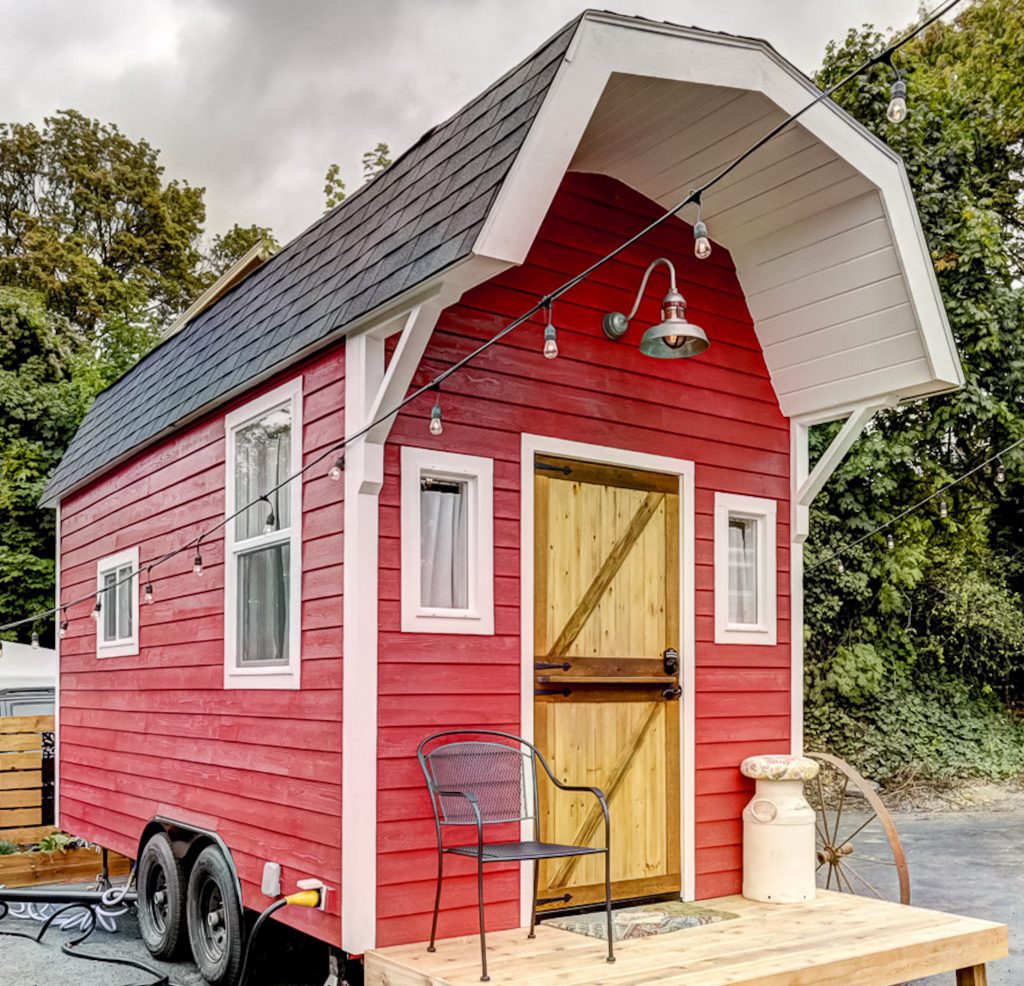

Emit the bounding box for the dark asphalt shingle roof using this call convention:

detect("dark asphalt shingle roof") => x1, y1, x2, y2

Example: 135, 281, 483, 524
41, 16, 580, 505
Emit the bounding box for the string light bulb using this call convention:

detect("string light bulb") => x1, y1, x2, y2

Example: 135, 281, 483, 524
886, 532, 895, 551
692, 192, 712, 259
193, 546, 204, 577
939, 497, 948, 519
143, 569, 154, 605
836, 558, 845, 574
31, 631, 39, 649
328, 456, 345, 482
429, 388, 443, 437
995, 459, 1006, 484
59, 609, 69, 638
91, 598, 102, 621
887, 78, 908, 124
261, 496, 276, 534
542, 304, 559, 359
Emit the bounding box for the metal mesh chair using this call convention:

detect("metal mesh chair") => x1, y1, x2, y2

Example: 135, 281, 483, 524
418, 729, 613, 981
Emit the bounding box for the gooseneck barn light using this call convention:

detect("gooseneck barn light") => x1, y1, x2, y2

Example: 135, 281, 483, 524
601, 257, 709, 359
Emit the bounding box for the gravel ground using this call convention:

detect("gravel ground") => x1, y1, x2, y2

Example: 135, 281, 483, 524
1, 809, 1018, 985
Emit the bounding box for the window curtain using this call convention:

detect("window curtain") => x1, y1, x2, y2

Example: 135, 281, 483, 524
420, 486, 468, 609
728, 517, 757, 624
236, 414, 291, 664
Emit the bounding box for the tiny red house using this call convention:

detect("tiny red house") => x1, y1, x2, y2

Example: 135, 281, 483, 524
41, 12, 962, 983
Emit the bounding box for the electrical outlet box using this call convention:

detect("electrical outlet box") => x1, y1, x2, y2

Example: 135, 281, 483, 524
297, 877, 329, 911
261, 862, 281, 897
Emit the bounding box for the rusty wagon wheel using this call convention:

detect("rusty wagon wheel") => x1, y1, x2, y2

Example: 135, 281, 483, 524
804, 752, 910, 905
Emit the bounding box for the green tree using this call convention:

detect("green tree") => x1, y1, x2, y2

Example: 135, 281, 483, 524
322, 141, 393, 211
204, 223, 279, 279
322, 162, 347, 211
805, 0, 1024, 782
361, 141, 392, 181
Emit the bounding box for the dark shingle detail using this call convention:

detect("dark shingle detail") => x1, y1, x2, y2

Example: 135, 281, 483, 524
42, 17, 579, 505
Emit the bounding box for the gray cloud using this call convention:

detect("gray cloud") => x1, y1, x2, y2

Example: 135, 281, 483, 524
0, 0, 925, 243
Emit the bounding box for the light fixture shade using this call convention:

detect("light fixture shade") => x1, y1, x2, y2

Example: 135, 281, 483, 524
638, 291, 709, 359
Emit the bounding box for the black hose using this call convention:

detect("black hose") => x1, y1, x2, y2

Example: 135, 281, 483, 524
237, 898, 289, 986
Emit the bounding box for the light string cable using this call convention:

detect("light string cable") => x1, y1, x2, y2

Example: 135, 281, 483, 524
0, 0, 965, 634
807, 435, 1024, 573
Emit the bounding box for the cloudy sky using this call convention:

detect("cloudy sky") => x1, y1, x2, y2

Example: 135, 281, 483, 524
1, 0, 927, 245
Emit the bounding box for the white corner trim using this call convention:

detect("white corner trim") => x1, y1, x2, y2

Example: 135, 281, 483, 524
95, 545, 140, 658
713, 493, 778, 647
518, 434, 697, 921
400, 446, 494, 635
223, 377, 304, 690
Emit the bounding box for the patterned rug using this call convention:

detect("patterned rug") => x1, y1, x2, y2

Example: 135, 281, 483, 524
543, 900, 738, 942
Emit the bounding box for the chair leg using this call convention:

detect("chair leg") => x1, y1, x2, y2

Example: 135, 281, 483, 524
528, 860, 539, 939
428, 846, 444, 952
604, 849, 615, 963
477, 855, 489, 982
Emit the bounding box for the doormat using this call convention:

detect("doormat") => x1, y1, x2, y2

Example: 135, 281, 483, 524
543, 900, 738, 942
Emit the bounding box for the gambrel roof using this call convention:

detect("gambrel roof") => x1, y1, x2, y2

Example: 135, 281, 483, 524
43, 11, 962, 505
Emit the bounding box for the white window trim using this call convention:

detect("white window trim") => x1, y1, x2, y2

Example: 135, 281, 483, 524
714, 492, 777, 646
400, 446, 494, 635
95, 546, 139, 658
224, 378, 303, 689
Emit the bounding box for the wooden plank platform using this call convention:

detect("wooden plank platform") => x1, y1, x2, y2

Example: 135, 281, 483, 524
364, 892, 1008, 986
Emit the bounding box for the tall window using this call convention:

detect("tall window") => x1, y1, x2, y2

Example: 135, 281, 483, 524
96, 547, 139, 658
224, 379, 303, 688
401, 447, 493, 634
714, 493, 776, 646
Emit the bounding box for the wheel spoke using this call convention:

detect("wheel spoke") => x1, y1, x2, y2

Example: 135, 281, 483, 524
836, 811, 877, 847
850, 854, 897, 867
842, 861, 884, 898
831, 776, 849, 845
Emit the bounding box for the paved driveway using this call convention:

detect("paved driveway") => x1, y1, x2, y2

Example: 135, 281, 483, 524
1, 810, 1019, 985
896, 810, 1022, 985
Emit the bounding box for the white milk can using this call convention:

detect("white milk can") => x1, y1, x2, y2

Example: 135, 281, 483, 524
740, 754, 820, 903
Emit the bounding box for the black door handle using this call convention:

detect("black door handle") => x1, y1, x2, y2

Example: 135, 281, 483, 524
535, 661, 572, 672
662, 685, 682, 700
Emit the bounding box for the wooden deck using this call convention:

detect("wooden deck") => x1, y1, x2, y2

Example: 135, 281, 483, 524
364, 892, 1008, 986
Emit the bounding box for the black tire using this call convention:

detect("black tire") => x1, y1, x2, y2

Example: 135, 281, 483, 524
186, 845, 245, 986
137, 831, 187, 959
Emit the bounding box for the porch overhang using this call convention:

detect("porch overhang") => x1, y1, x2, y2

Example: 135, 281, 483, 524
470, 12, 964, 424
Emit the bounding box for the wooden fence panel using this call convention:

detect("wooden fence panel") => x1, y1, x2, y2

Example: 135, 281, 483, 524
0, 715, 55, 841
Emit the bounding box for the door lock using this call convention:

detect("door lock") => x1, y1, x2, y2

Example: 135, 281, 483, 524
663, 647, 679, 677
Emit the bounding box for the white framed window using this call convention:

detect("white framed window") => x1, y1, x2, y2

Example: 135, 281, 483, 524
224, 378, 303, 689
400, 446, 494, 635
714, 493, 777, 646
96, 546, 139, 658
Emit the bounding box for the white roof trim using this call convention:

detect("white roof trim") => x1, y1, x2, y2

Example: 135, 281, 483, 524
471, 13, 963, 419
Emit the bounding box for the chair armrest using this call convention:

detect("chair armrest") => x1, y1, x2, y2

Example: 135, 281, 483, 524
435, 788, 479, 804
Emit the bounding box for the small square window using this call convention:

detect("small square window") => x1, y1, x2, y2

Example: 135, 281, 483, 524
401, 447, 493, 634
96, 547, 139, 658
714, 493, 776, 646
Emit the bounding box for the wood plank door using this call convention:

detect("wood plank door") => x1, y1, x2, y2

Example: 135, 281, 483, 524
533, 454, 681, 910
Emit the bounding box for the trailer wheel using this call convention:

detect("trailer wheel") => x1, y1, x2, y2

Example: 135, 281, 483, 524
137, 832, 186, 959
186, 844, 245, 986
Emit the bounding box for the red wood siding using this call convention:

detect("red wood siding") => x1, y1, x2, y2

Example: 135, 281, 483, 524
376, 173, 791, 946
57, 347, 345, 945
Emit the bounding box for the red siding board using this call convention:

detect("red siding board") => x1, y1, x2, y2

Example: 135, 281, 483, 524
58, 347, 345, 948
376, 174, 791, 945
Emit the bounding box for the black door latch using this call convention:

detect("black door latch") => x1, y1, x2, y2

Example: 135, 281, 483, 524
663, 647, 679, 677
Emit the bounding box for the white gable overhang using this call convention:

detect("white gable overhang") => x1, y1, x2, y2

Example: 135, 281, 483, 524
469, 12, 963, 422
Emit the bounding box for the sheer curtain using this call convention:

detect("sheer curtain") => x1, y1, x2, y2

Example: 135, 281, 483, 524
728, 517, 758, 625
420, 483, 468, 609
235, 413, 291, 664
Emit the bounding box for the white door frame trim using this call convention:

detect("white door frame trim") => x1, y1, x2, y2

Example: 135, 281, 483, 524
518, 433, 697, 926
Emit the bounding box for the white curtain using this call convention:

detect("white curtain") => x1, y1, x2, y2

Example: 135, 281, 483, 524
728, 517, 757, 625
420, 485, 468, 609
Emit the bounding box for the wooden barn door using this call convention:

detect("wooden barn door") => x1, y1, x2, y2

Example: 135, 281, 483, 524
533, 454, 681, 910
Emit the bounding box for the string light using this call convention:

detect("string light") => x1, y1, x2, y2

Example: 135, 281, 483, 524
260, 495, 277, 534
542, 303, 559, 359
995, 459, 1006, 484
886, 532, 895, 551
30, 631, 39, 649
0, 0, 968, 639
836, 558, 845, 574
59, 608, 68, 638
91, 597, 102, 622
143, 568, 154, 605
328, 456, 345, 482
429, 387, 444, 437
692, 192, 712, 260
939, 497, 948, 519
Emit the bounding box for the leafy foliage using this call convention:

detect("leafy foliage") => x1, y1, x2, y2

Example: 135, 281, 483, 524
322, 141, 393, 210
0, 839, 17, 855
204, 223, 279, 280
806, 0, 1024, 784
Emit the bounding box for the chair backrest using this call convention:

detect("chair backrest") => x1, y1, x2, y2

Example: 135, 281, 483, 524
418, 731, 539, 827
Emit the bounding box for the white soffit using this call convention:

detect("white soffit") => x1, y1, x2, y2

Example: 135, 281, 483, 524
471, 13, 964, 421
